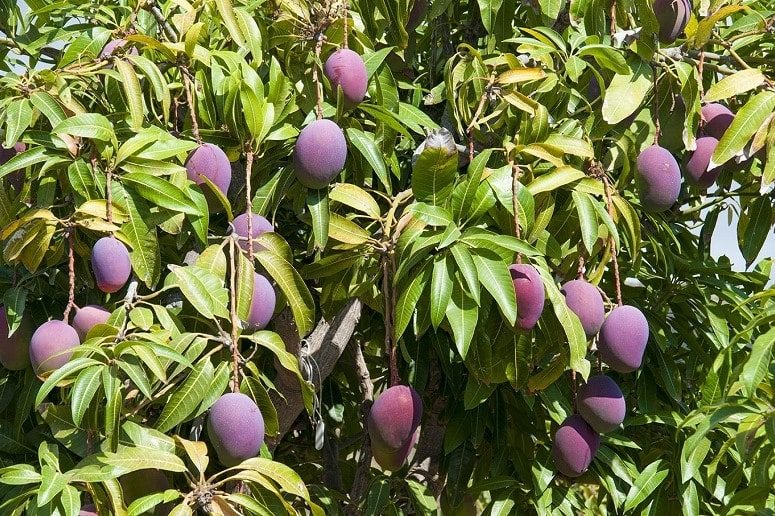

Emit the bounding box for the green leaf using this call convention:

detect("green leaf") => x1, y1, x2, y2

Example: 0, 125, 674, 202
364, 476, 390, 515
406, 478, 437, 513
624, 460, 669, 512
329, 183, 381, 219
430, 254, 454, 328
155, 358, 214, 433
572, 191, 599, 253
0, 146, 54, 181
307, 188, 329, 249
113, 181, 160, 287
740, 327, 774, 398
35, 358, 101, 407
470, 248, 517, 326
394, 264, 431, 341
704, 69, 766, 103
214, 0, 246, 46
450, 243, 480, 304
526, 166, 586, 195
122, 172, 200, 215
445, 282, 478, 358
412, 133, 459, 205
170, 265, 230, 320
710, 91, 775, 169
538, 267, 587, 373
70, 366, 103, 427
602, 58, 653, 124
37, 466, 67, 506
255, 250, 315, 337
52, 113, 115, 143
4, 99, 33, 149
346, 128, 391, 193
577, 45, 629, 74
740, 196, 771, 267
29, 91, 66, 126
235, 249, 255, 322
115, 59, 145, 130
410, 202, 453, 226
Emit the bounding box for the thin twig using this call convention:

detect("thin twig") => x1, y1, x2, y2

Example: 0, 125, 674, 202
342, 0, 349, 49
577, 254, 585, 280
382, 250, 399, 387
510, 161, 523, 264
466, 73, 496, 163
245, 146, 255, 261
652, 69, 660, 145
610, 1, 617, 36
313, 33, 325, 120
62, 227, 76, 322
143, 1, 178, 42
181, 68, 202, 144
602, 175, 623, 307
229, 239, 241, 392
570, 369, 577, 410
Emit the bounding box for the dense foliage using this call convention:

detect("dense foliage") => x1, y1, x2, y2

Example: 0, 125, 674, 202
0, 0, 773, 514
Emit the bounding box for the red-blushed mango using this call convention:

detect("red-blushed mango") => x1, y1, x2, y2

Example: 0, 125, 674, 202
0, 305, 31, 370
653, 0, 691, 44
0, 142, 27, 191
561, 279, 605, 338
552, 414, 600, 477
78, 504, 97, 516
577, 375, 626, 433
324, 49, 368, 106
509, 263, 545, 330
294, 119, 347, 189
685, 136, 721, 188
29, 320, 80, 377
231, 212, 273, 254
91, 237, 131, 293
701, 103, 734, 140
636, 145, 681, 212
119, 469, 171, 515
367, 385, 423, 471
598, 305, 649, 373
207, 392, 265, 467
99, 39, 138, 59
245, 273, 276, 330
185, 143, 232, 204
72, 305, 111, 341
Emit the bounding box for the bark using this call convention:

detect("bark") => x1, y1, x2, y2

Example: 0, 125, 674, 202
268, 298, 363, 448
408, 356, 447, 498
345, 341, 374, 515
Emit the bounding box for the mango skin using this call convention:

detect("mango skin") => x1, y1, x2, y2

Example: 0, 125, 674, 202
293, 119, 347, 189
72, 305, 111, 341
231, 213, 273, 254
367, 385, 423, 471
91, 237, 132, 294
577, 375, 626, 433
701, 103, 734, 140
552, 414, 600, 477
636, 145, 681, 212
29, 320, 80, 377
324, 49, 368, 106
561, 280, 605, 338
598, 305, 649, 373
509, 263, 545, 331
207, 392, 265, 467
653, 0, 692, 44
245, 273, 276, 330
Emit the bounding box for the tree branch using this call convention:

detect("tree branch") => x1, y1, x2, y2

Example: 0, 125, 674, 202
345, 340, 373, 514
268, 298, 363, 448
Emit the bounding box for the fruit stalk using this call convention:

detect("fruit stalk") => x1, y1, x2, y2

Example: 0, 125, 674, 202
312, 33, 325, 120
602, 175, 623, 307
63, 226, 76, 322
382, 249, 399, 387
652, 69, 660, 145
244, 146, 255, 261
466, 72, 496, 163
510, 161, 523, 264
228, 238, 241, 392
342, 0, 349, 49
